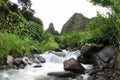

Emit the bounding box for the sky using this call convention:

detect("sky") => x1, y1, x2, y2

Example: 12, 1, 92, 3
10, 0, 108, 32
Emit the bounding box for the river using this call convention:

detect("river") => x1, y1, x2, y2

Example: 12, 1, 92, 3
0, 50, 93, 80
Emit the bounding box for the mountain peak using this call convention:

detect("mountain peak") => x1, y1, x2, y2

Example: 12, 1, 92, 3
46, 23, 59, 35
61, 13, 89, 34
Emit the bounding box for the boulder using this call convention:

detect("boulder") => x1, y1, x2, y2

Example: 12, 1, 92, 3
47, 71, 76, 78
84, 46, 116, 80
31, 59, 41, 64
80, 43, 99, 58
43, 76, 56, 80
98, 46, 115, 63
77, 54, 99, 65
88, 55, 100, 66
52, 52, 66, 57
30, 54, 46, 63
22, 57, 33, 65
77, 43, 104, 65
6, 55, 13, 67
97, 46, 116, 69
77, 55, 89, 64
64, 58, 85, 73
78, 44, 116, 69
14, 57, 26, 68
43, 76, 73, 80
14, 57, 23, 65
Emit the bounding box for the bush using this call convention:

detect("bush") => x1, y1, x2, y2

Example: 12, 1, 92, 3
38, 34, 59, 53
0, 32, 22, 59
0, 32, 42, 59
54, 31, 91, 49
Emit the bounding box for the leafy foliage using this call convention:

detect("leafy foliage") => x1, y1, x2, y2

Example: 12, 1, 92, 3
18, 0, 31, 8
55, 31, 91, 49
0, 32, 59, 59
89, 0, 120, 47
0, 0, 59, 59
0, 32, 33, 59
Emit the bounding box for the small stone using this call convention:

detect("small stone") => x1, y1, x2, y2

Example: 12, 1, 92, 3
33, 64, 42, 68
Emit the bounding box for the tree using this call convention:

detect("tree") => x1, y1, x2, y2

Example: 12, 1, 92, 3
18, 0, 31, 8
89, 0, 120, 47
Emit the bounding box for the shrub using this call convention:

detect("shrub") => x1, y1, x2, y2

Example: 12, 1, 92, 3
0, 32, 22, 59
0, 32, 40, 59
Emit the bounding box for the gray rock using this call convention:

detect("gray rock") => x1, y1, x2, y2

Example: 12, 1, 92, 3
14, 57, 26, 68
43, 76, 73, 80
77, 44, 116, 68
38, 56, 46, 63
43, 76, 56, 80
32, 54, 46, 63
19, 64, 25, 69
77, 44, 117, 80
52, 52, 66, 57
14, 57, 22, 65
64, 58, 85, 73
6, 55, 14, 67
47, 71, 76, 78
98, 46, 115, 63
22, 57, 33, 65
31, 58, 41, 64
33, 64, 42, 68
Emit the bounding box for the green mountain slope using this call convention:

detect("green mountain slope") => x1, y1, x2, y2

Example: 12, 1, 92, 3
61, 13, 89, 34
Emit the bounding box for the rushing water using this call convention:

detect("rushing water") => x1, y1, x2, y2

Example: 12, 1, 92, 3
0, 50, 92, 80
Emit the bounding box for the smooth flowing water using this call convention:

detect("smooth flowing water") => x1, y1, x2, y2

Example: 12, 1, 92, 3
0, 50, 92, 80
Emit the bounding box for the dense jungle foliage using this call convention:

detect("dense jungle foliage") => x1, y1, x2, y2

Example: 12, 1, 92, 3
0, 0, 120, 59
0, 0, 59, 59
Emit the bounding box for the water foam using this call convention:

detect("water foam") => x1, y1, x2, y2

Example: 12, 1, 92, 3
0, 50, 92, 80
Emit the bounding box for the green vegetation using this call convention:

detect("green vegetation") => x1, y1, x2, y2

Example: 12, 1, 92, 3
0, 31, 59, 59
57, 0, 120, 49
89, 0, 120, 46
0, 32, 38, 58
0, 0, 59, 59
55, 31, 90, 49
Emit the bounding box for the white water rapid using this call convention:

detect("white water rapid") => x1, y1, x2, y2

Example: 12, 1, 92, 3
0, 50, 93, 80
